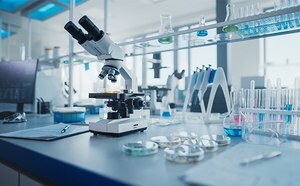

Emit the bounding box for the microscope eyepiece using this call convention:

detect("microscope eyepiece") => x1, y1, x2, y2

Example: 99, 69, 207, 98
79, 15, 104, 41
64, 21, 87, 44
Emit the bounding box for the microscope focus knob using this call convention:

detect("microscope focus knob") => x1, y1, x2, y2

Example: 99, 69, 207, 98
133, 98, 146, 110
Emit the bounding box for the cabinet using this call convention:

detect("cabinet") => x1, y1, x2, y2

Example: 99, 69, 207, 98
0, 162, 42, 186
0, 162, 18, 186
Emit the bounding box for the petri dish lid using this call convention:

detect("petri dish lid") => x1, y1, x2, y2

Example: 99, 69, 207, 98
123, 141, 158, 156
184, 138, 218, 152
151, 136, 181, 148
201, 134, 231, 146
170, 131, 198, 141
164, 144, 204, 163
53, 107, 86, 113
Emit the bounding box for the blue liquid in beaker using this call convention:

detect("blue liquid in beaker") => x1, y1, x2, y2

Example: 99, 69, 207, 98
224, 127, 242, 137
162, 111, 171, 117
196, 30, 208, 37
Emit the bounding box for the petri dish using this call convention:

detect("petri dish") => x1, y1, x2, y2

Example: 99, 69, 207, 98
150, 136, 181, 148
184, 138, 218, 152
201, 134, 231, 146
164, 144, 204, 163
170, 131, 198, 142
123, 141, 158, 156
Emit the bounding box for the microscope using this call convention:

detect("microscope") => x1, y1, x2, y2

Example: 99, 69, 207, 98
64, 16, 148, 136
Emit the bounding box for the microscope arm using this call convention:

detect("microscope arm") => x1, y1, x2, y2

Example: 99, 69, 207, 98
119, 64, 138, 93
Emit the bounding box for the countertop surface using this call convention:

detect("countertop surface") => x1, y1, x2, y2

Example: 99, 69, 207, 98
0, 114, 299, 185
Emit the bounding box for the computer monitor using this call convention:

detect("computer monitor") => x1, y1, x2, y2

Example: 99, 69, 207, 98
0, 60, 38, 112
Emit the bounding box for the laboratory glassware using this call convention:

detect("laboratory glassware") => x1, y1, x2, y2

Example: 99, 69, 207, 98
223, 89, 244, 137
123, 141, 158, 156
223, 3, 239, 33
201, 134, 231, 146
196, 16, 208, 37
158, 14, 174, 44
183, 138, 218, 152
170, 131, 198, 142
164, 144, 205, 163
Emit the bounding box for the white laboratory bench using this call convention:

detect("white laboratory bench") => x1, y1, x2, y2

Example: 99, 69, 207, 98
0, 114, 299, 186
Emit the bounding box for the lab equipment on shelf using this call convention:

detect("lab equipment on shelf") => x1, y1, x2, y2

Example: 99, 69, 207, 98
196, 16, 208, 37
158, 14, 174, 44
237, 1, 300, 37
223, 3, 239, 33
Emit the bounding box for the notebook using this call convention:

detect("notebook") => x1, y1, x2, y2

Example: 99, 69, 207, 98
184, 143, 300, 186
0, 124, 89, 141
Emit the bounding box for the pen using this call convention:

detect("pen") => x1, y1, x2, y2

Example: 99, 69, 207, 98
240, 151, 282, 166
61, 125, 71, 133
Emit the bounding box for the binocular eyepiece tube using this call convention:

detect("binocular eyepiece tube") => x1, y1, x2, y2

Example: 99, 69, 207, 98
64, 21, 87, 44
64, 15, 104, 43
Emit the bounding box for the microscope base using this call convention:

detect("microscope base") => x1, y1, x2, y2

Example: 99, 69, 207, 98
89, 118, 147, 137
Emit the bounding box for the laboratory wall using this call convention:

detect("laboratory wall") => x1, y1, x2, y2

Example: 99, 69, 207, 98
227, 39, 264, 89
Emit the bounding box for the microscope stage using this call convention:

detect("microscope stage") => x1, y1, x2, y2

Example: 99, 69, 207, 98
89, 118, 147, 137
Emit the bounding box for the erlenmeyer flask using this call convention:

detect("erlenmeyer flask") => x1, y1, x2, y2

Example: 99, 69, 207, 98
158, 14, 174, 44
196, 16, 208, 37
223, 4, 239, 32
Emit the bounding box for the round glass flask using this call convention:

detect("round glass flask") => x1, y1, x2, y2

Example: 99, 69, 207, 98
158, 14, 174, 44
196, 16, 208, 37
223, 4, 239, 32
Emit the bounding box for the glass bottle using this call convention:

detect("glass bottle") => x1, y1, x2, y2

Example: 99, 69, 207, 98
223, 4, 239, 33
196, 16, 208, 37
158, 14, 174, 44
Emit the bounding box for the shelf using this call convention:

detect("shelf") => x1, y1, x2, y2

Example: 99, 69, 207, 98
118, 5, 300, 57
41, 5, 300, 62
123, 27, 300, 57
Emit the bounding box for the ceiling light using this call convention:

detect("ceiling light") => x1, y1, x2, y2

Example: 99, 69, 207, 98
0, 0, 29, 12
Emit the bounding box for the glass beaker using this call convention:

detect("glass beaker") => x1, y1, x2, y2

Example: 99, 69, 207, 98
223, 4, 239, 33
158, 14, 174, 44
223, 90, 244, 136
196, 16, 208, 37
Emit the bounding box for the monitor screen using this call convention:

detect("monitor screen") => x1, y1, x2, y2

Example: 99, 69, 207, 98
0, 60, 38, 105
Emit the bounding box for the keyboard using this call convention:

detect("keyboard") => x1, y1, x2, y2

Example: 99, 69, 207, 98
0, 111, 16, 120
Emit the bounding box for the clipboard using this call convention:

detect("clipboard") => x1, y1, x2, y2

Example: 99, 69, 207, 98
0, 124, 89, 141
